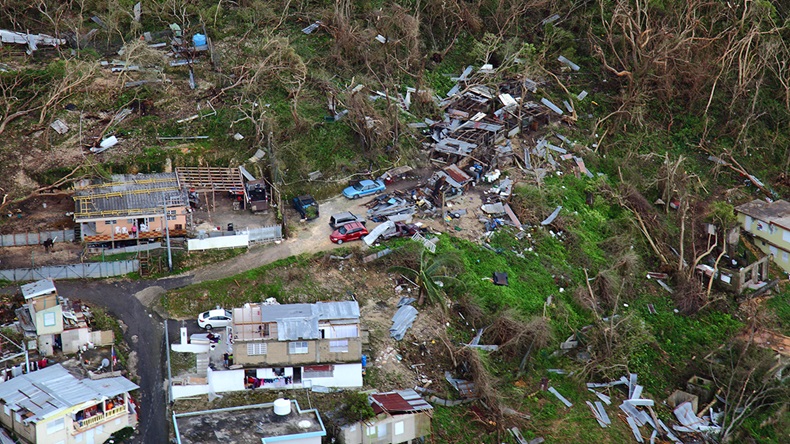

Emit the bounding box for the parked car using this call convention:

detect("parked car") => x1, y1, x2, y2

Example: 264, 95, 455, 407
329, 212, 366, 229
330, 221, 369, 244
292, 195, 319, 220
342, 179, 386, 199
198, 308, 232, 330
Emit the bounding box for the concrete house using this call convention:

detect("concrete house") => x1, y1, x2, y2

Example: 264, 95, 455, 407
170, 300, 363, 399
73, 173, 190, 245
173, 399, 326, 444
735, 199, 790, 273
231, 300, 363, 388
339, 389, 433, 444
0, 364, 138, 444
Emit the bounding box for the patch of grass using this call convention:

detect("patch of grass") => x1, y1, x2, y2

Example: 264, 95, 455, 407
766, 286, 790, 336
169, 352, 196, 376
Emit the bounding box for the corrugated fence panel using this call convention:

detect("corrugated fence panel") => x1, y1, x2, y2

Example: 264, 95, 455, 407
0, 229, 75, 247
0, 260, 138, 281
246, 225, 283, 244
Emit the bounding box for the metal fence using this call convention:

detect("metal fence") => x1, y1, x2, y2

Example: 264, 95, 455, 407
0, 229, 75, 247
0, 260, 139, 281
88, 242, 162, 255
245, 225, 283, 244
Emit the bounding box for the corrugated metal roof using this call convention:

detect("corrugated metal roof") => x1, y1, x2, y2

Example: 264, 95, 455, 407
20, 279, 57, 300
0, 364, 138, 423
237, 301, 360, 341
277, 317, 318, 341
74, 173, 187, 219
390, 305, 418, 341
371, 389, 432, 414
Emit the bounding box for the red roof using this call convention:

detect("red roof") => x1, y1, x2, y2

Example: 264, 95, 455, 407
370, 389, 432, 415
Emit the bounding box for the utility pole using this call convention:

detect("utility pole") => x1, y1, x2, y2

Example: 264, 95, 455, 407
163, 197, 173, 271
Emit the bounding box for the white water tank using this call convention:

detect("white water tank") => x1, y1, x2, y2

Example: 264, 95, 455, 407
273, 398, 291, 416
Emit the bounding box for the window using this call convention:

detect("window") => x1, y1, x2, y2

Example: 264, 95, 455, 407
367, 426, 376, 436
756, 220, 768, 232
167, 210, 177, 221
148, 217, 156, 223
394, 421, 405, 435
47, 417, 65, 434
104, 220, 117, 225
330, 340, 349, 353
127, 219, 135, 224
303, 365, 333, 378
377, 423, 388, 438
247, 343, 267, 356
783, 251, 789, 263
784, 229, 790, 243
44, 312, 56, 327
288, 342, 308, 354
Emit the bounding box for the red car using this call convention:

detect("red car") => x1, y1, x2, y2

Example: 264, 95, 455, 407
330, 221, 369, 244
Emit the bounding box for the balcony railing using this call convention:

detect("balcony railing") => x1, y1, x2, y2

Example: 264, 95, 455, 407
74, 405, 127, 432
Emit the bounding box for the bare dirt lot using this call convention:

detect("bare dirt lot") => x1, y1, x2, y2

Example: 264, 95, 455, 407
0, 193, 75, 233
0, 242, 84, 269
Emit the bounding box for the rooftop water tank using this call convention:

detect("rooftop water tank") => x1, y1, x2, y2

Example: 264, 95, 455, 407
273, 398, 291, 416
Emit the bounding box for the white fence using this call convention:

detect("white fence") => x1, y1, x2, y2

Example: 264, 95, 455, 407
0, 260, 139, 281
89, 242, 162, 254
244, 225, 283, 244
187, 234, 249, 251
0, 229, 75, 247
187, 225, 282, 251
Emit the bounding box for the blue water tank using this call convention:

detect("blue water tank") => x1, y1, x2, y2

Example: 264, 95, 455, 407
361, 354, 367, 368
192, 33, 207, 47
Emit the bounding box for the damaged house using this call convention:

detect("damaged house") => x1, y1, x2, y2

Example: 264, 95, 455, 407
73, 173, 191, 245
735, 199, 790, 273
337, 389, 433, 444
15, 279, 114, 357
170, 300, 363, 399
0, 364, 138, 444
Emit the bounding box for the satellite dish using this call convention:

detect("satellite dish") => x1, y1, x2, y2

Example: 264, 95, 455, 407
101, 358, 110, 368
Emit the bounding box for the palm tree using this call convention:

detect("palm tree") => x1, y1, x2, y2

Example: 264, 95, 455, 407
388, 248, 466, 307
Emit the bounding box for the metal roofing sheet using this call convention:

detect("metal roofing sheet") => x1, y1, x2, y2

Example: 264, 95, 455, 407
83, 377, 139, 398
74, 173, 187, 218
276, 317, 319, 341
20, 279, 56, 299
390, 305, 418, 341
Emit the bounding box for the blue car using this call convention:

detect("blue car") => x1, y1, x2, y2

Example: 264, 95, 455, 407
343, 179, 386, 199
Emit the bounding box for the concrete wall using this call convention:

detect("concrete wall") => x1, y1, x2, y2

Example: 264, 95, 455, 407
0, 401, 36, 443
208, 368, 245, 393
61, 328, 90, 354
233, 338, 362, 366
84, 209, 188, 237
304, 363, 362, 388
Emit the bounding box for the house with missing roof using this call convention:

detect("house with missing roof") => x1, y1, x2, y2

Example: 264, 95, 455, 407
173, 399, 326, 444
337, 389, 433, 444
73, 173, 191, 245
0, 364, 138, 444
15, 279, 114, 357
170, 300, 363, 399
735, 199, 790, 273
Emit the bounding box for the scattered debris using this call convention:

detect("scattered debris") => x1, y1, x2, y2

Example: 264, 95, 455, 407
541, 206, 562, 225
558, 55, 580, 71
301, 21, 322, 34
49, 119, 69, 135
390, 304, 418, 340
540, 98, 564, 115
548, 387, 573, 407
1, 29, 65, 54
492, 272, 508, 286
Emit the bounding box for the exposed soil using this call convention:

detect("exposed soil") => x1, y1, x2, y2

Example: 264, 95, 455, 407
0, 193, 75, 233
0, 242, 85, 268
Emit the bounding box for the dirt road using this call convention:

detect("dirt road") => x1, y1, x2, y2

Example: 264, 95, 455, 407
187, 193, 367, 283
